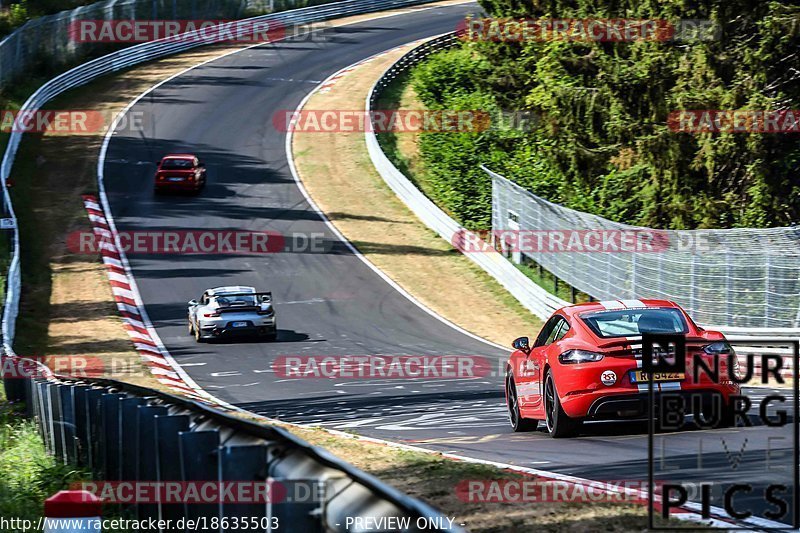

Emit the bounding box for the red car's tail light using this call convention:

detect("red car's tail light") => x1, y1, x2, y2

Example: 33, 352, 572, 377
558, 350, 605, 364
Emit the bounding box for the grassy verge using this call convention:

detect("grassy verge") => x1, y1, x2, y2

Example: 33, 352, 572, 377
293, 44, 542, 347
0, 390, 89, 531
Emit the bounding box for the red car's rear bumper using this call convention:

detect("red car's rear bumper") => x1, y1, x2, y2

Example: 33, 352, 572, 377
554, 360, 740, 419
154, 180, 200, 192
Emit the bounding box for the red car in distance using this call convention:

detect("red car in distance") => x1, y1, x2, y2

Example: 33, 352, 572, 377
505, 299, 741, 437
154, 154, 206, 194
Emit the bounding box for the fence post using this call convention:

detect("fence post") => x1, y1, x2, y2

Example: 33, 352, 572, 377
219, 445, 271, 522
154, 414, 191, 525
135, 405, 169, 520
179, 430, 222, 525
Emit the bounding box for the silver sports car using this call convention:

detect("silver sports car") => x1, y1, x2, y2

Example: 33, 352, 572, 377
187, 286, 277, 342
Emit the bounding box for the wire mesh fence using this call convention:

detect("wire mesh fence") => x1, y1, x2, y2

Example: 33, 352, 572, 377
488, 167, 800, 329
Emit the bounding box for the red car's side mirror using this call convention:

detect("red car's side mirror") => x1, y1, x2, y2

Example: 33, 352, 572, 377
512, 336, 530, 353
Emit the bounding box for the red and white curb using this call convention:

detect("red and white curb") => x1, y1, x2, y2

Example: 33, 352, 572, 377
81, 194, 221, 404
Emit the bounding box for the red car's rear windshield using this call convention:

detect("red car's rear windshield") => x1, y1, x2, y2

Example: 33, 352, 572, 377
161, 158, 194, 169
580, 307, 689, 338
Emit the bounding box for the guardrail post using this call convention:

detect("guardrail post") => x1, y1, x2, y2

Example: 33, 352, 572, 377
58, 384, 77, 465
1, 356, 26, 403
136, 404, 169, 520
23, 373, 35, 417
219, 445, 270, 524
84, 388, 106, 474
271, 478, 326, 532
72, 385, 91, 467
48, 382, 66, 463
101, 393, 125, 480
120, 397, 147, 482
154, 414, 190, 526
179, 430, 221, 528
38, 381, 52, 453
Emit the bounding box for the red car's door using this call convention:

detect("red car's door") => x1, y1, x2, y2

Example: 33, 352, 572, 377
515, 315, 567, 413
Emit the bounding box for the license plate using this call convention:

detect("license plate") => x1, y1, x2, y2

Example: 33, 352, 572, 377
231, 321, 248, 328
168, 177, 184, 181
630, 371, 685, 383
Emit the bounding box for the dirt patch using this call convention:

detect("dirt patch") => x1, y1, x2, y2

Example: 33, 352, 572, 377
292, 45, 542, 348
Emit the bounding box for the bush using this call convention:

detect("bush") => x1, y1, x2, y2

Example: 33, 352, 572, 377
406, 0, 800, 230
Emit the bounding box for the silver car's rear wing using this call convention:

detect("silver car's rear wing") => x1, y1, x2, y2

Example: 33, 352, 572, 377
212, 291, 273, 306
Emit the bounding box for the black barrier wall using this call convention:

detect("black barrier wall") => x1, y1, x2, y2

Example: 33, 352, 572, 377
3, 359, 461, 532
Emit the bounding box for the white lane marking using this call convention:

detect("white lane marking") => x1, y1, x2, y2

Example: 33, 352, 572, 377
210, 371, 243, 377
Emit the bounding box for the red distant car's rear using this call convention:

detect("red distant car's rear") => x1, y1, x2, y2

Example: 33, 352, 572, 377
154, 154, 206, 193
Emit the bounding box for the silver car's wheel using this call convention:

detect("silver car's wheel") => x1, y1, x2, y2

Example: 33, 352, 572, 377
194, 323, 206, 343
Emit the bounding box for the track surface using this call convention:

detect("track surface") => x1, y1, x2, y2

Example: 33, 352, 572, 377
103, 3, 795, 527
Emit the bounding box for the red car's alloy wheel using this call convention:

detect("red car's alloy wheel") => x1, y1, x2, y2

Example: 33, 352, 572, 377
544, 372, 582, 438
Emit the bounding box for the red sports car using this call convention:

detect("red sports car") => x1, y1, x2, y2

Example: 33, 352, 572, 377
505, 299, 741, 437
154, 154, 206, 193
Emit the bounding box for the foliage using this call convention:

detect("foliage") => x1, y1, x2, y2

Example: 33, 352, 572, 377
409, 0, 800, 229
0, 395, 88, 528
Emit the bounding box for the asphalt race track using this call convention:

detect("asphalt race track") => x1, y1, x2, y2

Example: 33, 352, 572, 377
102, 3, 796, 526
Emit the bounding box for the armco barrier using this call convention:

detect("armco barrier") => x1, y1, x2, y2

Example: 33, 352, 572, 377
6, 357, 462, 532
365, 33, 800, 358
0, 0, 450, 351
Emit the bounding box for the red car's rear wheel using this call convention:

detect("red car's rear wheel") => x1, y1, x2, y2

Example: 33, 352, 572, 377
544, 372, 582, 438
506, 373, 538, 432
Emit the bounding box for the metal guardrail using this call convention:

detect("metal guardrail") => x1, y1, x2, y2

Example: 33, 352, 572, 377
4, 358, 460, 532
366, 32, 800, 347
0, 0, 450, 351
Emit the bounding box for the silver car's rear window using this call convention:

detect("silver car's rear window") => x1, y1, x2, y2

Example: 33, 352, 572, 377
213, 294, 256, 306
580, 308, 688, 338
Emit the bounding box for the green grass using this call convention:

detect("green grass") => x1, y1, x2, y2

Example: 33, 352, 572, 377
0, 390, 89, 530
